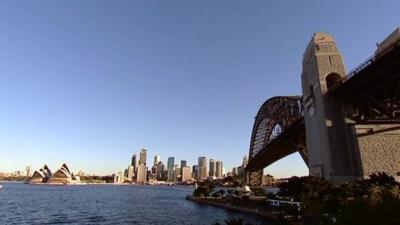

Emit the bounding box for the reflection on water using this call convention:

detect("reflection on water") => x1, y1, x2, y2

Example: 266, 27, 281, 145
0, 183, 269, 225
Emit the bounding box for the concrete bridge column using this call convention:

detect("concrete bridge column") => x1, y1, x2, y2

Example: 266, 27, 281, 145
301, 33, 363, 181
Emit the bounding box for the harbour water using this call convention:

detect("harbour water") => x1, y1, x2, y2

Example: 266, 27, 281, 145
0, 182, 268, 225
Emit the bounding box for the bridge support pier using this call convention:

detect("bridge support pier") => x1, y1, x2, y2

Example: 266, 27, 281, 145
302, 33, 363, 181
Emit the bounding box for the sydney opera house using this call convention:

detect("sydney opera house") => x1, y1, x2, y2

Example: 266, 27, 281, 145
29, 163, 80, 185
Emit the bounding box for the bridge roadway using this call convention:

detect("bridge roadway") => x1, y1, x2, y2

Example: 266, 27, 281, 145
246, 42, 400, 173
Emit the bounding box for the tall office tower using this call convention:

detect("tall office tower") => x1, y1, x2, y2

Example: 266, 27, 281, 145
174, 164, 180, 181
139, 148, 148, 165
127, 165, 135, 182
232, 167, 238, 176
131, 154, 137, 167
209, 159, 216, 177
242, 155, 248, 168
181, 166, 192, 182
136, 164, 147, 183
167, 157, 175, 182
192, 165, 199, 180
154, 153, 161, 166
216, 161, 223, 178
198, 156, 208, 180
180, 160, 187, 168
155, 161, 166, 180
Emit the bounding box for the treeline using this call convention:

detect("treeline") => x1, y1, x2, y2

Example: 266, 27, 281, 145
279, 173, 400, 225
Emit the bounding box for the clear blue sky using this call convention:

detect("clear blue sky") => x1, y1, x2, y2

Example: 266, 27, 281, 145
1, 0, 399, 177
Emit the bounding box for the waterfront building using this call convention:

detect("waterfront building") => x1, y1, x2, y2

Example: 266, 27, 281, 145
136, 164, 147, 183
127, 165, 135, 182
216, 161, 223, 178
155, 161, 166, 180
29, 164, 52, 184
131, 154, 137, 167
139, 148, 148, 165
198, 156, 208, 180
167, 157, 175, 182
174, 164, 180, 181
209, 159, 216, 177
180, 160, 187, 168
154, 153, 160, 166
192, 165, 198, 180
181, 166, 191, 182
114, 171, 124, 184
31, 163, 80, 185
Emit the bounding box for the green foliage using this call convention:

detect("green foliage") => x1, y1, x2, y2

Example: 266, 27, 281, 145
279, 173, 400, 225
193, 182, 215, 197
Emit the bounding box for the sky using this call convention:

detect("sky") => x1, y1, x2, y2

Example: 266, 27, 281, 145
1, 0, 399, 177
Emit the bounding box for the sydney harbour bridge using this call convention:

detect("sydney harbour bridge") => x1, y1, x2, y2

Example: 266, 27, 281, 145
246, 28, 400, 185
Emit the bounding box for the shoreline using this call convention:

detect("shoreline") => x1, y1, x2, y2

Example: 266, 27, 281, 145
186, 196, 283, 221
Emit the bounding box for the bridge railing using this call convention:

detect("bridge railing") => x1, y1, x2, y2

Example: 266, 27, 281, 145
346, 55, 375, 80
345, 40, 400, 81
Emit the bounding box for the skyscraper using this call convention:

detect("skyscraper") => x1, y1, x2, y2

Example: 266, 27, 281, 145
180, 160, 187, 168
154, 153, 161, 166
181, 166, 191, 182
167, 157, 175, 182
155, 161, 166, 180
139, 148, 147, 165
127, 165, 135, 182
209, 159, 216, 177
198, 156, 208, 180
131, 154, 137, 167
216, 161, 223, 178
174, 164, 180, 180
192, 165, 199, 180
136, 164, 147, 183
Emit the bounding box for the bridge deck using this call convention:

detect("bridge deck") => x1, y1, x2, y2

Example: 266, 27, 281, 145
331, 44, 400, 103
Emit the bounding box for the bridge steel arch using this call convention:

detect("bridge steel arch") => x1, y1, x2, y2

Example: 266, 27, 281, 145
246, 96, 307, 186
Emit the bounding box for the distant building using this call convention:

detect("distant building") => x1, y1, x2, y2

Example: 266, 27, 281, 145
139, 148, 148, 165
136, 164, 147, 183
198, 156, 208, 180
30, 164, 80, 185
155, 161, 166, 180
192, 165, 199, 180
154, 153, 161, 166
216, 161, 223, 178
237, 166, 244, 177
30, 164, 52, 183
209, 159, 216, 177
131, 153, 137, 167
174, 164, 180, 181
232, 167, 238, 176
180, 160, 187, 168
167, 157, 175, 182
181, 166, 192, 182
127, 165, 135, 182
114, 171, 124, 184
242, 155, 248, 168
25, 165, 32, 177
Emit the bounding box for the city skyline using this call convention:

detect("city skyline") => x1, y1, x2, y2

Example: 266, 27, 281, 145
2, 1, 400, 177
